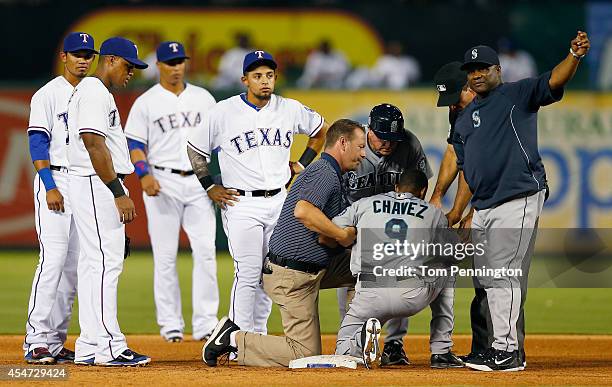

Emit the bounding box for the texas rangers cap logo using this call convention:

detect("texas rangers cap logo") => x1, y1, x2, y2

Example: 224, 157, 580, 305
436, 84, 447, 92
471, 49, 478, 59
80, 33, 89, 43
169, 43, 179, 53
255, 50, 265, 59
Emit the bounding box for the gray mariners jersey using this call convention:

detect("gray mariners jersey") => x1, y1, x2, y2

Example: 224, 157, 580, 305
333, 191, 448, 276
344, 128, 433, 203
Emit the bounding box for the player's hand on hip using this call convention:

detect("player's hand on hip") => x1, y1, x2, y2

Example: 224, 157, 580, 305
571, 30, 590, 57
207, 185, 240, 209
140, 175, 161, 196
46, 188, 65, 212
337, 226, 357, 248
459, 211, 473, 229
114, 195, 137, 224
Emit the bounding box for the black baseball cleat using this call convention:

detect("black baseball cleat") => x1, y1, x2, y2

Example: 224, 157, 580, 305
202, 316, 240, 367
431, 352, 464, 368
381, 340, 410, 366
465, 347, 521, 372
97, 349, 151, 366
24, 347, 56, 364
459, 351, 484, 363
517, 349, 527, 370
54, 347, 75, 364
164, 330, 183, 343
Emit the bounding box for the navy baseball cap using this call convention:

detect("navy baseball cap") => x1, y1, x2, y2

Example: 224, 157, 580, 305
434, 61, 467, 107
157, 41, 190, 62
461, 45, 500, 70
63, 32, 98, 53
243, 50, 277, 74
100, 37, 148, 69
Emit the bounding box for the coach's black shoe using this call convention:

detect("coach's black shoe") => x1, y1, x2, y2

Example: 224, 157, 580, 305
459, 351, 484, 363
380, 340, 409, 366
465, 347, 521, 372
431, 352, 464, 368
54, 347, 75, 364
202, 316, 239, 367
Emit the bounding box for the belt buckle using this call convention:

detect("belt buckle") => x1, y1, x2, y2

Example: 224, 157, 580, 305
264, 190, 271, 198
180, 171, 187, 177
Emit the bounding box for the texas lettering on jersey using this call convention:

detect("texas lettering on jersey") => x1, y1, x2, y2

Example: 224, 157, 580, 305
153, 111, 202, 133
230, 128, 292, 154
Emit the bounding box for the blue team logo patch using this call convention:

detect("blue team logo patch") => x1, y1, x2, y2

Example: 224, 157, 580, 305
472, 110, 481, 128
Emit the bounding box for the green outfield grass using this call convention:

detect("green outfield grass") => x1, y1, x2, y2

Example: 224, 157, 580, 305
2, 250, 612, 335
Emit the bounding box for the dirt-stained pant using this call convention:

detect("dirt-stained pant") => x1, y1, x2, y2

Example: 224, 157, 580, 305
235, 252, 355, 367
335, 278, 455, 357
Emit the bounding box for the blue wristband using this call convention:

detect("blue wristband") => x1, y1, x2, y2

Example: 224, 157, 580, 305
134, 160, 150, 178
38, 167, 57, 191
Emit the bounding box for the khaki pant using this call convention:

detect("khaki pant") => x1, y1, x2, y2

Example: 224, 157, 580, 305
236, 251, 354, 367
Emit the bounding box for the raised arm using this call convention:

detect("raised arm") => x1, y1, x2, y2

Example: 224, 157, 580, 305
549, 31, 590, 90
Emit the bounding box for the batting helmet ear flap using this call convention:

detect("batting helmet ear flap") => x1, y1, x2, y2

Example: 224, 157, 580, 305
368, 104, 407, 142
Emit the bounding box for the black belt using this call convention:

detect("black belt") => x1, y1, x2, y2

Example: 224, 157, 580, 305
267, 253, 324, 274
153, 165, 194, 176
236, 188, 281, 198
50, 165, 68, 172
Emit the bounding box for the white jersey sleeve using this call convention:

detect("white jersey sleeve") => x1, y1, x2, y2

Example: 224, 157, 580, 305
332, 200, 359, 228
28, 88, 53, 137
187, 105, 218, 160
124, 96, 148, 144
291, 100, 324, 137
76, 85, 111, 138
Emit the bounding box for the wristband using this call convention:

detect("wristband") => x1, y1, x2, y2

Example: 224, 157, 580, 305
38, 167, 57, 191
298, 147, 317, 168
569, 48, 585, 59
134, 160, 149, 178
106, 177, 126, 198
198, 175, 215, 191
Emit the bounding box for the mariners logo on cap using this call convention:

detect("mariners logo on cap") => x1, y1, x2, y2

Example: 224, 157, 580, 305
390, 120, 398, 133
436, 84, 447, 92
471, 49, 478, 59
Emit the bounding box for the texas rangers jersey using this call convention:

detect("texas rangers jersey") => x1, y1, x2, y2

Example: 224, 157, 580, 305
125, 83, 216, 171
344, 128, 433, 203
67, 77, 134, 176
187, 93, 324, 191
27, 76, 73, 167
333, 191, 448, 275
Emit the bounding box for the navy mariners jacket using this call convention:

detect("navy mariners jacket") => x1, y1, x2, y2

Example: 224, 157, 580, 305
452, 71, 563, 210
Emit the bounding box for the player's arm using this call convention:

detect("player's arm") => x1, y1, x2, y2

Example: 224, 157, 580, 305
28, 132, 64, 212
187, 146, 239, 209
549, 31, 590, 90
81, 133, 135, 224
294, 200, 355, 247
430, 144, 459, 208
127, 139, 160, 196
292, 120, 329, 175
446, 171, 473, 227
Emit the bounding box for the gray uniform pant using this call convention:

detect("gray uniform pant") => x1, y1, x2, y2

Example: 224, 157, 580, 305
335, 279, 455, 357
471, 190, 544, 353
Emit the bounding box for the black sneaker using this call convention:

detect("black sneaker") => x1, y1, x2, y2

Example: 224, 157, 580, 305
202, 316, 240, 367
431, 352, 464, 368
380, 340, 409, 366
98, 349, 151, 367
24, 347, 56, 364
54, 347, 75, 364
459, 351, 484, 363
465, 347, 521, 372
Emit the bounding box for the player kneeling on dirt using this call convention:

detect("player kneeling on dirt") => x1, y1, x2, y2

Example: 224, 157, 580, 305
332, 169, 464, 369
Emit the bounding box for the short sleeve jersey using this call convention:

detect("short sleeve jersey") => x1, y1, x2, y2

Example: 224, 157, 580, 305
67, 77, 134, 176
124, 83, 216, 171
187, 93, 324, 191
27, 76, 74, 166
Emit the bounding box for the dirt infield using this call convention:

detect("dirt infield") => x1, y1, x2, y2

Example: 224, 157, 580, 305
2, 334, 612, 386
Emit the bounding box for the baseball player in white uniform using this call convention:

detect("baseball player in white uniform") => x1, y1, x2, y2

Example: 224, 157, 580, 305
67, 37, 150, 366
125, 41, 219, 343
23, 32, 97, 365
187, 50, 328, 334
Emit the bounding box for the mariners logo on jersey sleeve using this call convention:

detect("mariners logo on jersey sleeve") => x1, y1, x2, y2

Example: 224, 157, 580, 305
230, 128, 292, 154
